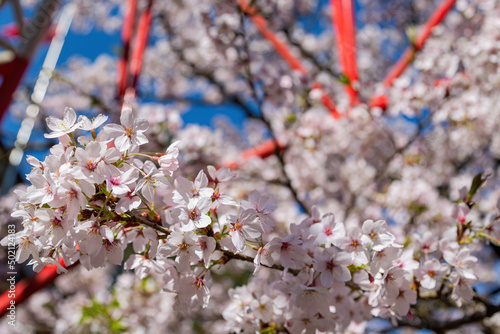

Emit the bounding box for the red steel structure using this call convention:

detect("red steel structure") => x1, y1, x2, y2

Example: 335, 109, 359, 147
237, 0, 342, 120
330, 0, 360, 105
0, 0, 60, 122
118, 0, 154, 101
370, 0, 457, 109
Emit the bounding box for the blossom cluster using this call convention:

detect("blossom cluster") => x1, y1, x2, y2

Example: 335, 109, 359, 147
4, 107, 500, 333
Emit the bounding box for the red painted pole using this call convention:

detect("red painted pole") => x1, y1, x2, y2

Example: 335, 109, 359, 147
414, 0, 457, 50
130, 0, 154, 90
330, 0, 346, 74
385, 0, 457, 87
342, 0, 358, 84
118, 0, 138, 100
330, 0, 359, 105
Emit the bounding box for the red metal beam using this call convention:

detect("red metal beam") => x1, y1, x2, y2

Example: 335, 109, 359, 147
371, 0, 457, 109
130, 0, 154, 90
330, 0, 346, 76
0, 259, 78, 317
117, 0, 138, 100
237, 0, 307, 74
414, 0, 457, 50
237, 0, 341, 119
223, 139, 285, 169
0, 0, 60, 121
330, 0, 359, 105
118, 0, 154, 101
341, 0, 358, 84
384, 0, 457, 88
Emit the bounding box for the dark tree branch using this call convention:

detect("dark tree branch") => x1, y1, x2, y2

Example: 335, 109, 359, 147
282, 27, 341, 81
237, 7, 311, 215
396, 302, 500, 332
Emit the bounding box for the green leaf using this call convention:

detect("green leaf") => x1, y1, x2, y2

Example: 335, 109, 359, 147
89, 95, 103, 108
260, 327, 277, 334
467, 172, 490, 203
339, 73, 350, 85
80, 298, 107, 323
80, 298, 127, 333
408, 201, 427, 215
347, 264, 368, 273
285, 113, 297, 124
110, 320, 127, 333
406, 26, 417, 45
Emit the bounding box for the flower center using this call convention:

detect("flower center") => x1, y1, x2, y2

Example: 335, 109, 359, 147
125, 127, 134, 137
189, 208, 199, 221
86, 159, 98, 171
110, 174, 121, 186
326, 260, 336, 270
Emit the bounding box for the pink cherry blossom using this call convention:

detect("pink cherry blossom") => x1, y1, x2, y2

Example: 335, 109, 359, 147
266, 234, 306, 269
228, 209, 261, 252
158, 141, 180, 176
309, 213, 346, 247
78, 114, 108, 131
177, 197, 212, 231
360, 219, 396, 251
416, 259, 450, 289
313, 247, 352, 286
44, 107, 82, 138
103, 107, 149, 152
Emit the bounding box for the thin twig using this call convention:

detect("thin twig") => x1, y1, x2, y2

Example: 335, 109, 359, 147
129, 212, 172, 235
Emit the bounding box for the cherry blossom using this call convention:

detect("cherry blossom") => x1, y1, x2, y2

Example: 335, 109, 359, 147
266, 234, 306, 269
44, 107, 82, 139
309, 213, 346, 247
103, 107, 149, 152
158, 141, 180, 176
136, 161, 169, 203
228, 210, 258, 250
361, 219, 396, 251
177, 197, 212, 231
78, 114, 108, 131
393, 280, 417, 317
173, 170, 213, 203
416, 259, 450, 290
240, 190, 277, 233
313, 247, 352, 285
158, 232, 200, 273
336, 228, 370, 265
